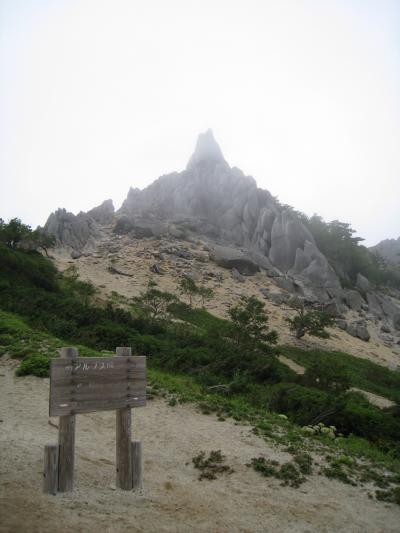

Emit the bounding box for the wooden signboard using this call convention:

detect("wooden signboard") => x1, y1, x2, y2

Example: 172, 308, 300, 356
43, 347, 146, 495
49, 356, 146, 416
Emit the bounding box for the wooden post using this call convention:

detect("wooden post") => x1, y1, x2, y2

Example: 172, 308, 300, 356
58, 347, 78, 492
43, 444, 59, 494
116, 347, 133, 489
131, 440, 143, 490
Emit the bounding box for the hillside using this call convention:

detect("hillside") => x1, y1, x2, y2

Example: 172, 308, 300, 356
51, 226, 400, 369
43, 131, 400, 359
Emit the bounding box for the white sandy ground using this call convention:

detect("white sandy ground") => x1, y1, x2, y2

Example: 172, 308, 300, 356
1, 356, 400, 533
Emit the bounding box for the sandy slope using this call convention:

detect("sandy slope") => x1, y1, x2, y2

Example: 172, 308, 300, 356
1, 356, 399, 533
53, 233, 400, 371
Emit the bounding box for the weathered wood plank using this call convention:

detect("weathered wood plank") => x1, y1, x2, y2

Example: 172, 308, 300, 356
51, 396, 146, 417
49, 355, 146, 416
58, 347, 77, 492
116, 347, 133, 490
132, 440, 143, 490
43, 444, 59, 495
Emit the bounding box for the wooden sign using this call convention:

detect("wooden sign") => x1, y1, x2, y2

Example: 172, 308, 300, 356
49, 355, 146, 416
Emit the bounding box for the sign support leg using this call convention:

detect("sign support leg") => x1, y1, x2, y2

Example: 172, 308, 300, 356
43, 444, 59, 494
116, 347, 133, 489
58, 347, 78, 492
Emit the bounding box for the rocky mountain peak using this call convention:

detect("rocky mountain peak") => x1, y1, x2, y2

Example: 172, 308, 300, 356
186, 129, 227, 170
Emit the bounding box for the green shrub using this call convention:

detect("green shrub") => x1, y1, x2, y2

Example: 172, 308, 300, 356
302, 359, 350, 393
16, 354, 50, 377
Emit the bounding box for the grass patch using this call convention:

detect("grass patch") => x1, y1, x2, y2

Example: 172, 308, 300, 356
281, 345, 400, 402
192, 450, 234, 480
0, 310, 108, 377
249, 457, 307, 488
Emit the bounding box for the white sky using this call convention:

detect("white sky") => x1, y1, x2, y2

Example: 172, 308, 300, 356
1, 0, 399, 246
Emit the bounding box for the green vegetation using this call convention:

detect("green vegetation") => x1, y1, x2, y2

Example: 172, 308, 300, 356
281, 346, 400, 402
133, 280, 178, 322
2, 241, 400, 503
299, 214, 400, 288
192, 450, 234, 480
249, 456, 309, 488
286, 298, 334, 339
178, 277, 214, 308
0, 217, 55, 255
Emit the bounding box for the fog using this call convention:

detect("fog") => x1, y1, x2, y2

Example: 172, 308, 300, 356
1, 0, 399, 246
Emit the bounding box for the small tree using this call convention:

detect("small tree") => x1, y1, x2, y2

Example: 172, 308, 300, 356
287, 298, 334, 339
197, 285, 214, 308
135, 280, 178, 322
228, 295, 278, 355
31, 228, 56, 256
178, 277, 199, 307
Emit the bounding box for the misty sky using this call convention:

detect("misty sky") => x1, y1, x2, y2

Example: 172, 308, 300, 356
1, 0, 399, 246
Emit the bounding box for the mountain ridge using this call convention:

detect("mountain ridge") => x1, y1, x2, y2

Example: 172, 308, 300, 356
43, 131, 400, 346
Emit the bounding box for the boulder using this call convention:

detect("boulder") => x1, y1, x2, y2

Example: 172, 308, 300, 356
259, 288, 270, 299
322, 300, 342, 318
265, 292, 290, 305
210, 245, 259, 275
274, 276, 299, 294
343, 289, 365, 312
346, 321, 370, 342
231, 268, 246, 282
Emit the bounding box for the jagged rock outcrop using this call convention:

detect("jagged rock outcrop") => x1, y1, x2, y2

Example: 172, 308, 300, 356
366, 292, 400, 330
118, 129, 341, 297
370, 237, 400, 266
87, 199, 115, 225
44, 208, 101, 253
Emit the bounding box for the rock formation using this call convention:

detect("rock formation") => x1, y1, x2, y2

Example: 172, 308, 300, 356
44, 208, 101, 254
370, 237, 400, 267
42, 130, 400, 346
118, 129, 340, 297
87, 199, 115, 225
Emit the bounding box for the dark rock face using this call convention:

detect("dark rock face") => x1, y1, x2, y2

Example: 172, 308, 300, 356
44, 208, 101, 251
211, 245, 259, 275
113, 215, 134, 235
118, 130, 341, 296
